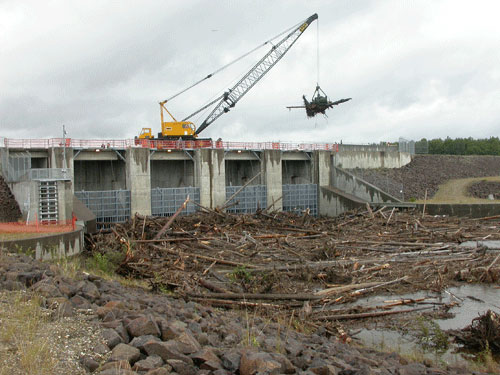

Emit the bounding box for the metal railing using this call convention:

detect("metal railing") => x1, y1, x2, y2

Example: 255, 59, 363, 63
151, 187, 200, 217
398, 138, 415, 155
30, 168, 72, 181
282, 184, 318, 216
225, 185, 267, 214
3, 153, 31, 182
2, 137, 340, 152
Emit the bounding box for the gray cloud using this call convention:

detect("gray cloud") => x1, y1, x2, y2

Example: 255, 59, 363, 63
1, 0, 499, 143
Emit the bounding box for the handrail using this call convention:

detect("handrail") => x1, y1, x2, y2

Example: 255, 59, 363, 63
2, 138, 340, 152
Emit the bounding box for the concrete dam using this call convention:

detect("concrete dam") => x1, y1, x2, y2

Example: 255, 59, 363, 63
1, 138, 411, 228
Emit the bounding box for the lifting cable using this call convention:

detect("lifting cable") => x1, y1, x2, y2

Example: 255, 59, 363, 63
316, 18, 320, 87
161, 18, 305, 104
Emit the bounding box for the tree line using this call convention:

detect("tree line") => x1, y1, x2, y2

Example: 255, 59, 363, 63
415, 137, 500, 155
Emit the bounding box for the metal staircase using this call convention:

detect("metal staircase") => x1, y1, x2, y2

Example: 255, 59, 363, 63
39, 181, 58, 223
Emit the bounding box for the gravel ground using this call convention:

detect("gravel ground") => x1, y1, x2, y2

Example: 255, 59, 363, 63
0, 290, 105, 375
348, 154, 500, 200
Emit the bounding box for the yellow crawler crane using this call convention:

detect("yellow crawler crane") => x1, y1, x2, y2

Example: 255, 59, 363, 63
139, 13, 318, 140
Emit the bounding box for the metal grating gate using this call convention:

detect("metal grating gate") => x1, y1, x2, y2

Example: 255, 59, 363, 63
151, 187, 200, 217
4, 153, 31, 182
75, 190, 131, 227
225, 185, 267, 214
282, 184, 318, 216
39, 181, 58, 223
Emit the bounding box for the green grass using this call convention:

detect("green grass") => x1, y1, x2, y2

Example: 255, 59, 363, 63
0, 291, 57, 375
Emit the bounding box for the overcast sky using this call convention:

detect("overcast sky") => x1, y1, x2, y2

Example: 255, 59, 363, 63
1, 0, 499, 144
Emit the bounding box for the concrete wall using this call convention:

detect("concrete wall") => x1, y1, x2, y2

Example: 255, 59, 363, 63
195, 149, 226, 208
151, 160, 194, 188
418, 203, 500, 218
126, 148, 151, 216
10, 180, 74, 222
226, 160, 262, 186
262, 150, 282, 211
333, 150, 411, 169
332, 166, 400, 204
313, 151, 334, 216
9, 180, 38, 220
4, 144, 418, 218
282, 160, 312, 184
319, 186, 367, 217
57, 180, 73, 221
338, 144, 398, 152
74, 160, 126, 190
0, 227, 84, 260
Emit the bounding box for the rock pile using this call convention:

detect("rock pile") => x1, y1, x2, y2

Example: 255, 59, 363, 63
0, 252, 470, 375
0, 175, 21, 222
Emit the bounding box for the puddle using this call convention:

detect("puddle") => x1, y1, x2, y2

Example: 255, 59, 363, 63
436, 284, 500, 330
354, 329, 467, 365
338, 284, 500, 330
459, 240, 500, 250
349, 284, 500, 364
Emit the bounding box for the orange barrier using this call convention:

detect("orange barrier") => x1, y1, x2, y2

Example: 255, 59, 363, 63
0, 214, 77, 234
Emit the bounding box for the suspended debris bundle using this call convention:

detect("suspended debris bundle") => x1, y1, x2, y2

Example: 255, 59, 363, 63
287, 85, 351, 118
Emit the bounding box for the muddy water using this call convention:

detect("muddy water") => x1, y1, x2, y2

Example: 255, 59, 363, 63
352, 284, 500, 363
436, 284, 500, 330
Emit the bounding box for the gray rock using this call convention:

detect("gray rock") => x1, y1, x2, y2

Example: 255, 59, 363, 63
130, 335, 161, 352
102, 328, 123, 349
76, 280, 101, 301
97, 369, 138, 375
54, 276, 77, 297
159, 319, 187, 341
115, 324, 130, 344
175, 331, 201, 354
221, 349, 241, 372
80, 355, 100, 372
31, 279, 62, 298
127, 315, 161, 338
3, 280, 26, 290
239, 351, 282, 375
191, 347, 221, 367
270, 353, 296, 374
100, 360, 132, 371
398, 363, 427, 375
143, 340, 193, 365
94, 342, 110, 355
309, 364, 339, 375
144, 367, 172, 375
132, 355, 164, 372
109, 343, 141, 365
166, 359, 197, 375
70, 295, 91, 309
97, 300, 126, 319
56, 300, 74, 317
212, 370, 232, 375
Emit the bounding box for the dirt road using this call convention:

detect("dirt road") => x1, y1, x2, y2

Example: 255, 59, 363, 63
428, 176, 500, 203
349, 154, 500, 201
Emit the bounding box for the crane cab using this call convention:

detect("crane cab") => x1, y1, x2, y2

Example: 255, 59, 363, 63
138, 128, 153, 139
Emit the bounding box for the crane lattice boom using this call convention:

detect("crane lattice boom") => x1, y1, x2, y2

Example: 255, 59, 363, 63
195, 13, 318, 135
